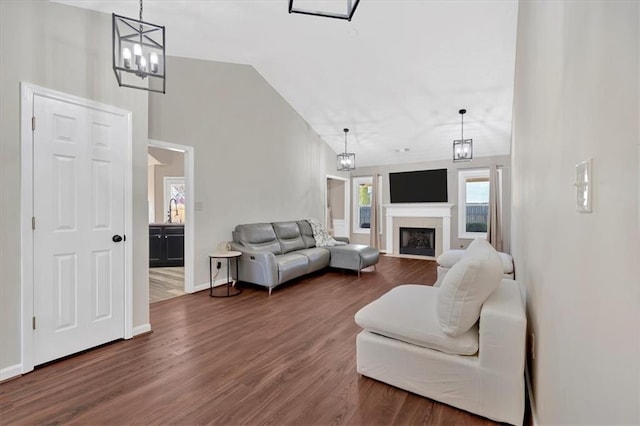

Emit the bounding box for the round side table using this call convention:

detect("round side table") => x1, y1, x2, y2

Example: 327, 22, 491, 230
209, 251, 242, 298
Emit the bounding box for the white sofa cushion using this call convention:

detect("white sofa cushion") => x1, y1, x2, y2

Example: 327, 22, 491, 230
437, 238, 502, 336
437, 248, 514, 274
436, 249, 465, 268
355, 285, 478, 356
499, 252, 514, 274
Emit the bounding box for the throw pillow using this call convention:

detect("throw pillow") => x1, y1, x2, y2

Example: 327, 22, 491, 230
437, 238, 502, 336
306, 218, 347, 247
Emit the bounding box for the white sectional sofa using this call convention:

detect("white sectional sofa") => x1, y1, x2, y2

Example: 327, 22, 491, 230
354, 238, 526, 425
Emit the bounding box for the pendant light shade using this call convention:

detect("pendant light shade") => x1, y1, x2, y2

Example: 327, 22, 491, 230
453, 109, 473, 162
288, 0, 361, 21
113, 0, 166, 93
337, 128, 356, 171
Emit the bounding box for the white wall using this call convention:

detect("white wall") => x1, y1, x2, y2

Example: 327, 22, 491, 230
0, 1, 150, 372
148, 56, 342, 288
352, 155, 511, 252
512, 1, 639, 424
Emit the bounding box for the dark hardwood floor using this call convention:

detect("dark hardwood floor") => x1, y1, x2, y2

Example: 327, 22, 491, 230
0, 256, 505, 425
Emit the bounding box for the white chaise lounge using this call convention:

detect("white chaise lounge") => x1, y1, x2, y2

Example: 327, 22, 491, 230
354, 238, 526, 425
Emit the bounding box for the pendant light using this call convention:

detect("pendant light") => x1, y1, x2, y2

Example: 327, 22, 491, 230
112, 0, 166, 93
337, 128, 356, 171
289, 0, 361, 21
453, 109, 473, 162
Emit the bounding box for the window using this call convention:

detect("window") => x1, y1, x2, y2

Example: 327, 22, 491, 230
164, 177, 185, 224
352, 175, 383, 234
458, 169, 490, 239
353, 177, 372, 233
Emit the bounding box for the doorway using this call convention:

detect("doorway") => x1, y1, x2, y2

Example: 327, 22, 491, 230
326, 175, 350, 239
147, 140, 195, 302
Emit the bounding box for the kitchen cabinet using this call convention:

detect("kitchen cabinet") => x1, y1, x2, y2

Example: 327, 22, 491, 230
149, 224, 184, 267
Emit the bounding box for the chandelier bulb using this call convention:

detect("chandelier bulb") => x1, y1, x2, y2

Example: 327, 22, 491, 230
133, 43, 143, 68
150, 52, 159, 73
122, 47, 131, 69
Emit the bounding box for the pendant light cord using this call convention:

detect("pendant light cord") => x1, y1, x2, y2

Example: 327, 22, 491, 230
344, 128, 349, 153
345, 130, 347, 153
138, 0, 143, 46
459, 109, 466, 141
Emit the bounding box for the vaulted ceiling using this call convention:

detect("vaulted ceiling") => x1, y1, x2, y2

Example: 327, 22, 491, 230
56, 0, 518, 167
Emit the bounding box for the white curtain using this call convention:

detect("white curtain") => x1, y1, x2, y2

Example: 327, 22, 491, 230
487, 165, 503, 251
369, 174, 381, 249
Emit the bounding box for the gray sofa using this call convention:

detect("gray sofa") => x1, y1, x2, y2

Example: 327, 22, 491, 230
230, 220, 379, 294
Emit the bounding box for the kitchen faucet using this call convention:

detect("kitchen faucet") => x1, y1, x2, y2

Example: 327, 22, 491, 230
167, 198, 178, 223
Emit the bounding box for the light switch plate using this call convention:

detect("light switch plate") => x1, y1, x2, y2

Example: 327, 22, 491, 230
575, 159, 592, 213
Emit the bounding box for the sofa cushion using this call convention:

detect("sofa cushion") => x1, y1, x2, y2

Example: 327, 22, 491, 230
273, 221, 306, 254
297, 248, 330, 273
275, 253, 309, 284
436, 249, 465, 268
233, 223, 281, 254
437, 249, 514, 275
355, 285, 478, 356
498, 252, 514, 274
437, 238, 502, 337
296, 220, 316, 248
329, 244, 379, 271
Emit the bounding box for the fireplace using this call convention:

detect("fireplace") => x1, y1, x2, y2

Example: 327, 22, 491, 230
399, 227, 436, 257
384, 203, 453, 257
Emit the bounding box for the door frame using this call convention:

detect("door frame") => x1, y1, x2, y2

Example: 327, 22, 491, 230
147, 139, 195, 294
325, 175, 350, 238
20, 82, 134, 374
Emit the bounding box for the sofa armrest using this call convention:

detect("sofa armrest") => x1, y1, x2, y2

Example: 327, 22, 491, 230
334, 236, 350, 244
229, 242, 278, 286
478, 279, 527, 375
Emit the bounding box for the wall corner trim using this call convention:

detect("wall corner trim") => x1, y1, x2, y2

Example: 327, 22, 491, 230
132, 324, 152, 337
0, 364, 23, 382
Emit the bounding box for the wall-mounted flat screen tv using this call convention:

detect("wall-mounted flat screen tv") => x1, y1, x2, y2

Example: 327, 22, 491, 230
389, 169, 448, 203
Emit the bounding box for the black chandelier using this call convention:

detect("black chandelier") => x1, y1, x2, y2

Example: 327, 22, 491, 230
337, 128, 356, 171
453, 109, 473, 162
112, 0, 166, 93
289, 0, 361, 21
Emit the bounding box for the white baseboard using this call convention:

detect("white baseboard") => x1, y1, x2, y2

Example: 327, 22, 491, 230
194, 277, 232, 293
194, 282, 210, 292
132, 323, 151, 336
0, 363, 23, 381
525, 361, 539, 426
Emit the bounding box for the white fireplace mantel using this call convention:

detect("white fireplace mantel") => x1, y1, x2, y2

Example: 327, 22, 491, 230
383, 203, 455, 255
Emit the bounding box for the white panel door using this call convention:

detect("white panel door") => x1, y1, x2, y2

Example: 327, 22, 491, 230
33, 94, 126, 365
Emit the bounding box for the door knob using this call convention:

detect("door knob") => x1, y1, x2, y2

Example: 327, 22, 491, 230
112, 235, 123, 243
